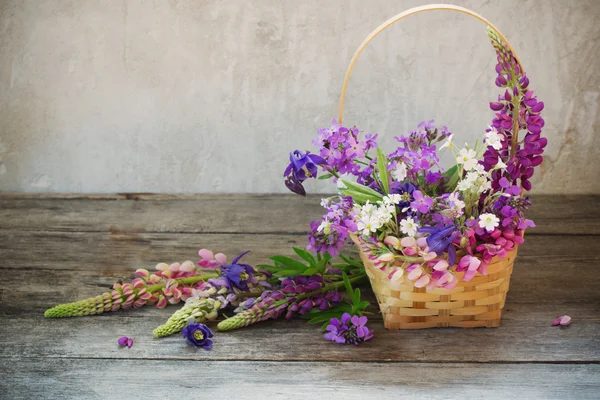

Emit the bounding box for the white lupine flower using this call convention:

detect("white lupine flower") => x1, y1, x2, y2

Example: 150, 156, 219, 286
400, 217, 419, 237
485, 127, 503, 150
456, 148, 478, 171
478, 213, 500, 232
391, 162, 407, 181
439, 134, 453, 150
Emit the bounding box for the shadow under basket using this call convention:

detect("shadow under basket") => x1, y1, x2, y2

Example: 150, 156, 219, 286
352, 237, 517, 330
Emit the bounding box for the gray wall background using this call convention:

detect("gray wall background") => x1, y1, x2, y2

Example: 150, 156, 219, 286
0, 0, 599, 194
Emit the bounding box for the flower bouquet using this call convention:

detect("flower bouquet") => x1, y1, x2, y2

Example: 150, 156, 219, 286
282, 5, 546, 329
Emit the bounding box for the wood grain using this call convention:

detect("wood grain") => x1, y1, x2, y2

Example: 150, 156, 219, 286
0, 194, 598, 235
1, 359, 598, 400
0, 194, 599, 398
0, 360, 600, 400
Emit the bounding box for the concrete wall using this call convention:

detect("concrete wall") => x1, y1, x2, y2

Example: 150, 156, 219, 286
1, 0, 599, 194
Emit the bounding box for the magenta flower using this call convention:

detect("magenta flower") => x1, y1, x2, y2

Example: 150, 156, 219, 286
410, 190, 433, 213
117, 336, 133, 348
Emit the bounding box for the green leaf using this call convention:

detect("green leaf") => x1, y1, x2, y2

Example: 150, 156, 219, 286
376, 147, 390, 194
340, 190, 382, 205
268, 256, 308, 272
340, 179, 384, 198
301, 268, 319, 276
443, 164, 458, 178
293, 248, 316, 266
318, 173, 333, 180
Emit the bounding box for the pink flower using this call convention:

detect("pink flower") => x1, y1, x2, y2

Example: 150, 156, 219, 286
552, 315, 571, 326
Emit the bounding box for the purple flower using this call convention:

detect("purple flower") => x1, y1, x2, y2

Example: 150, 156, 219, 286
182, 323, 214, 349
117, 336, 133, 348
307, 196, 356, 256
324, 313, 374, 345
283, 150, 326, 196
419, 224, 459, 265
220, 250, 255, 291
410, 190, 433, 213
389, 182, 416, 208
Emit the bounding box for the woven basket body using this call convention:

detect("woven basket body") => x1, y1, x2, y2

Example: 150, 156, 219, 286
352, 235, 517, 329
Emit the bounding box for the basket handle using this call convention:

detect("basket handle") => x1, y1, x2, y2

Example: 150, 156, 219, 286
338, 4, 524, 123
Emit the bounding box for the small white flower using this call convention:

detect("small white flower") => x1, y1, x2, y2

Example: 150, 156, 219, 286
448, 192, 465, 212
400, 217, 419, 237
383, 194, 403, 205
472, 163, 486, 174
320, 198, 330, 208
485, 127, 503, 150
317, 220, 331, 234
456, 179, 473, 192
478, 213, 500, 232
456, 148, 478, 171
495, 157, 508, 170
391, 162, 407, 182
439, 134, 453, 150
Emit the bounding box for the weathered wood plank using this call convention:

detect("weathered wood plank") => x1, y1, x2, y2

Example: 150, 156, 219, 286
1, 231, 599, 273
0, 194, 598, 235
1, 359, 598, 400
1, 302, 597, 363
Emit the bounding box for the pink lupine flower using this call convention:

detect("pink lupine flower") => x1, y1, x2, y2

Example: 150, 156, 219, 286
552, 315, 571, 326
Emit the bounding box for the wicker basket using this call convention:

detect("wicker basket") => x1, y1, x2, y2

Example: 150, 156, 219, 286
340, 5, 525, 329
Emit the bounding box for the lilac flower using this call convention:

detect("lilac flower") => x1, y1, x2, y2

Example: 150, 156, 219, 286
117, 336, 133, 348
182, 323, 214, 349
283, 150, 326, 196
410, 190, 433, 213
307, 196, 356, 256
220, 250, 256, 291
324, 313, 374, 345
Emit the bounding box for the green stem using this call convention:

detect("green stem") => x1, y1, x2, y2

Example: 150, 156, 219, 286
146, 273, 219, 293
325, 167, 340, 179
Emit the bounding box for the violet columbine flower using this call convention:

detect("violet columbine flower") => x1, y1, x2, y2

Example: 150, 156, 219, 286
283, 150, 326, 196
220, 250, 255, 291
182, 323, 214, 349
117, 336, 133, 348
419, 225, 459, 265
324, 313, 374, 345
389, 181, 416, 208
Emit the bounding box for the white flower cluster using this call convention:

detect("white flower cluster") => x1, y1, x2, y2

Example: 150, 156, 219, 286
456, 166, 492, 194
355, 195, 401, 236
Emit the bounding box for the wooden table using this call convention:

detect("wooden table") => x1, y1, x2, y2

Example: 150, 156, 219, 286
0, 194, 598, 399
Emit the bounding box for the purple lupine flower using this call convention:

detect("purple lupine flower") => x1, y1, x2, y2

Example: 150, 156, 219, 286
182, 323, 214, 349
283, 150, 326, 196
324, 313, 374, 345
220, 250, 255, 291
410, 190, 433, 213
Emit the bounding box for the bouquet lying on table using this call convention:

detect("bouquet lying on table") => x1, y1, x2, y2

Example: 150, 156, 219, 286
46, 27, 546, 345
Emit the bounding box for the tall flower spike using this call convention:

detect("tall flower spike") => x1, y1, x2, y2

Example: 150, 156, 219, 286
153, 298, 222, 338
